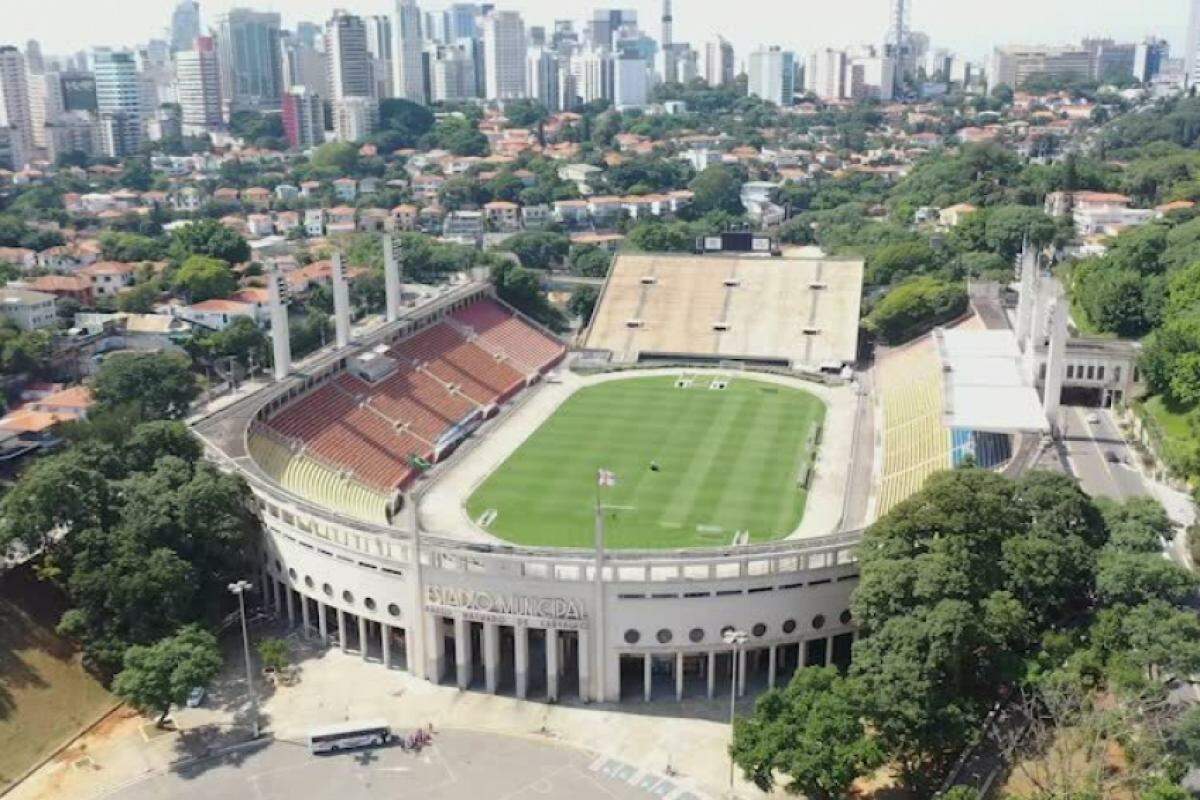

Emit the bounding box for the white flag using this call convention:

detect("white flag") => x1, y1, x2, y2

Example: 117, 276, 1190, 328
597, 469, 618, 487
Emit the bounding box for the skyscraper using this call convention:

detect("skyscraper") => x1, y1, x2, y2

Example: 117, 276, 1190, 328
280, 31, 328, 95
704, 37, 735, 87
1187, 0, 1200, 89
214, 9, 283, 114
527, 46, 560, 110
281, 86, 324, 148
92, 48, 142, 156
483, 10, 528, 100
748, 46, 796, 107
588, 9, 636, 52
393, 0, 428, 103
429, 43, 477, 103
326, 11, 375, 102
175, 36, 223, 134
660, 0, 676, 82
365, 15, 395, 98
24, 40, 45, 74
0, 47, 33, 167
171, 1, 202, 52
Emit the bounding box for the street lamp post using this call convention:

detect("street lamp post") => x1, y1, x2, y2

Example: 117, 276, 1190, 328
723, 628, 748, 794
228, 580, 260, 738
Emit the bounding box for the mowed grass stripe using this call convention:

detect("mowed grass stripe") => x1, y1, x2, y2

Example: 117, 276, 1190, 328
466, 376, 825, 549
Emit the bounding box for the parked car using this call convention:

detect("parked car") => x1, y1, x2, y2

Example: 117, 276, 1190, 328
186, 686, 206, 708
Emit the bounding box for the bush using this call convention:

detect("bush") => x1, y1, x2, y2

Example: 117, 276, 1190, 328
864, 277, 969, 345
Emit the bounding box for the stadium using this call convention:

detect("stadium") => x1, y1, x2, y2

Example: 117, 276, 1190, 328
192, 238, 1102, 704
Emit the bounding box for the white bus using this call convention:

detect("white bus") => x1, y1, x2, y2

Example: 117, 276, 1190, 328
307, 719, 391, 754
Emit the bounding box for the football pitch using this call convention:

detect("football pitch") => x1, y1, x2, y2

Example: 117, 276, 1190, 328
466, 375, 826, 550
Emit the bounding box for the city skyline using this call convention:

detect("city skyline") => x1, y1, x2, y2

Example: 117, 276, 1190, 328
3, 0, 1191, 66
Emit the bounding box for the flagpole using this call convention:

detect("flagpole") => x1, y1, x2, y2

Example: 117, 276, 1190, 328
593, 469, 606, 704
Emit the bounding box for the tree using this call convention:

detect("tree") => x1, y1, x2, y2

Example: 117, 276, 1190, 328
568, 285, 599, 323
117, 281, 161, 314
504, 99, 550, 128
100, 231, 165, 262
92, 352, 200, 421
311, 142, 361, 173
490, 260, 565, 331
257, 637, 290, 673
0, 453, 113, 551
378, 98, 435, 144
688, 164, 744, 215
864, 277, 968, 345
569, 245, 612, 277
867, 241, 939, 285
500, 231, 570, 269
194, 316, 269, 369
112, 625, 222, 726
169, 219, 250, 265
173, 255, 236, 302
731, 667, 881, 798
1096, 552, 1198, 607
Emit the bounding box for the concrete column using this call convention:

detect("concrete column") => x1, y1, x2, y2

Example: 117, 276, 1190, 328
285, 587, 296, 627
260, 569, 271, 607
426, 616, 444, 681
359, 615, 369, 660
301, 595, 311, 637
577, 629, 591, 703
675, 652, 684, 701
707, 651, 716, 699
737, 648, 747, 696
824, 637, 833, 667
768, 645, 777, 689
272, 580, 282, 614
267, 270, 291, 380
382, 623, 392, 668
484, 623, 500, 694
454, 616, 472, 689
317, 602, 328, 641
546, 628, 559, 701
643, 654, 652, 702
337, 609, 348, 652
514, 625, 529, 699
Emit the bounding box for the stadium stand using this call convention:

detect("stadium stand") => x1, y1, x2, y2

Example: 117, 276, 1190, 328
583, 253, 863, 369
256, 297, 566, 498
876, 336, 952, 516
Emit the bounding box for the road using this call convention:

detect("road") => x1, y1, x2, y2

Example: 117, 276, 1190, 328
1058, 406, 1148, 502
105, 729, 707, 800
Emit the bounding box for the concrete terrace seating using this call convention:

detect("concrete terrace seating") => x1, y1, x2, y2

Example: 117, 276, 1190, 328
876, 338, 952, 517
450, 299, 566, 374
389, 322, 526, 406
248, 433, 391, 524
257, 298, 565, 499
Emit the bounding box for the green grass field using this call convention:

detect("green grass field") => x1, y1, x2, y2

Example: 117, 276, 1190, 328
466, 375, 826, 549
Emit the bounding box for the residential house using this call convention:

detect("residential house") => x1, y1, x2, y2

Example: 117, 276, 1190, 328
326, 207, 357, 235
242, 187, 272, 209
304, 209, 326, 237
553, 199, 589, 226
175, 298, 257, 331
275, 184, 300, 202
246, 214, 276, 238
77, 261, 135, 298
442, 211, 484, 244
483, 201, 521, 231
333, 178, 358, 202
27, 275, 93, 305
0, 288, 56, 330
391, 204, 419, 231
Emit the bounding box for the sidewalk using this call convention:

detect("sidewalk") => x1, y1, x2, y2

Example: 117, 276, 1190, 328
9, 634, 770, 800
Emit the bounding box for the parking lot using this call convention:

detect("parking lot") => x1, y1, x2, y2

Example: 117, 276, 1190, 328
105, 729, 707, 800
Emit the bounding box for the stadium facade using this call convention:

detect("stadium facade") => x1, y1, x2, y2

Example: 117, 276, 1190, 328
193, 242, 867, 704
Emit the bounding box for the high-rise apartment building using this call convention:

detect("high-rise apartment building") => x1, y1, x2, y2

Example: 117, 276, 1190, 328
748, 46, 796, 107
428, 43, 477, 103
333, 96, 378, 142
569, 49, 613, 105
393, 0, 428, 103
483, 10, 528, 100
280, 32, 328, 95
1134, 39, 1169, 84
365, 15, 395, 98
704, 37, 735, 87
613, 53, 648, 110
171, 1, 202, 51
24, 40, 45, 75
326, 11, 375, 102
988, 45, 1092, 91
0, 47, 33, 167
588, 9, 636, 52
175, 36, 223, 134
281, 86, 324, 148
527, 47, 560, 111
215, 9, 283, 113
807, 48, 848, 100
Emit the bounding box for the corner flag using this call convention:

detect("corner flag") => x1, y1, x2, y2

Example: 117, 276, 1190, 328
597, 469, 618, 487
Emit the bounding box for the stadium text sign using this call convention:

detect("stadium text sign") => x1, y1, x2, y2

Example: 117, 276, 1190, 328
425, 586, 588, 629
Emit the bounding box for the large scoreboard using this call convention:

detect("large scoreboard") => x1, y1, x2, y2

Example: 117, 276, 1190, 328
696, 232, 776, 254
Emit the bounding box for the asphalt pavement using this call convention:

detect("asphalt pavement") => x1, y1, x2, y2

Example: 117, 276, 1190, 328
1056, 406, 1148, 502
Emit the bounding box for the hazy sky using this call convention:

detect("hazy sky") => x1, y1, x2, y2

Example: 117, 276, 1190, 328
4, 0, 1192, 65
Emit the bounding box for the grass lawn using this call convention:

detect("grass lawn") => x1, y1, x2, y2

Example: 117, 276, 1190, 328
1142, 395, 1193, 443
466, 375, 826, 549
0, 566, 114, 792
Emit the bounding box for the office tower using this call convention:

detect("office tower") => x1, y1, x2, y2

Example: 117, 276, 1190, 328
326, 11, 375, 102
280, 32, 327, 95
176, 36, 223, 134
846, 50, 895, 100
1134, 39, 1169, 83
884, 0, 912, 93
570, 49, 614, 105
807, 48, 848, 100
59, 71, 97, 112
366, 15, 395, 98
1083, 38, 1137, 82
447, 4, 480, 41
704, 36, 735, 86
483, 10, 528, 100
393, 0, 428, 103
529, 26, 547, 48
0, 47, 33, 166
660, 0, 677, 82
1188, 0, 1200, 89
527, 46, 560, 110
589, 9, 636, 51
552, 20, 579, 55
45, 112, 98, 162
428, 43, 477, 102
748, 46, 796, 107
151, 104, 183, 141
92, 48, 143, 155
333, 96, 378, 142
282, 86, 324, 148
613, 54, 647, 110
674, 47, 699, 83
171, 1, 202, 51
25, 40, 45, 74
215, 9, 283, 114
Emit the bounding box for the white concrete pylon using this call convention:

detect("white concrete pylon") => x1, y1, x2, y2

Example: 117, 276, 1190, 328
267, 269, 291, 381
383, 234, 402, 323
332, 251, 352, 349
1044, 289, 1069, 435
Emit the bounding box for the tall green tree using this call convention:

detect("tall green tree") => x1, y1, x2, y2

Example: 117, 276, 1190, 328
112, 625, 223, 726
92, 352, 200, 421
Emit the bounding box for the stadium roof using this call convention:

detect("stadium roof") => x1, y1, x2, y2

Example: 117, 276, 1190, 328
935, 328, 1050, 434
583, 253, 863, 369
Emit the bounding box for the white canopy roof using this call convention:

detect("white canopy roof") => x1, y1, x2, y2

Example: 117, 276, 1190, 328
936, 329, 1050, 434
